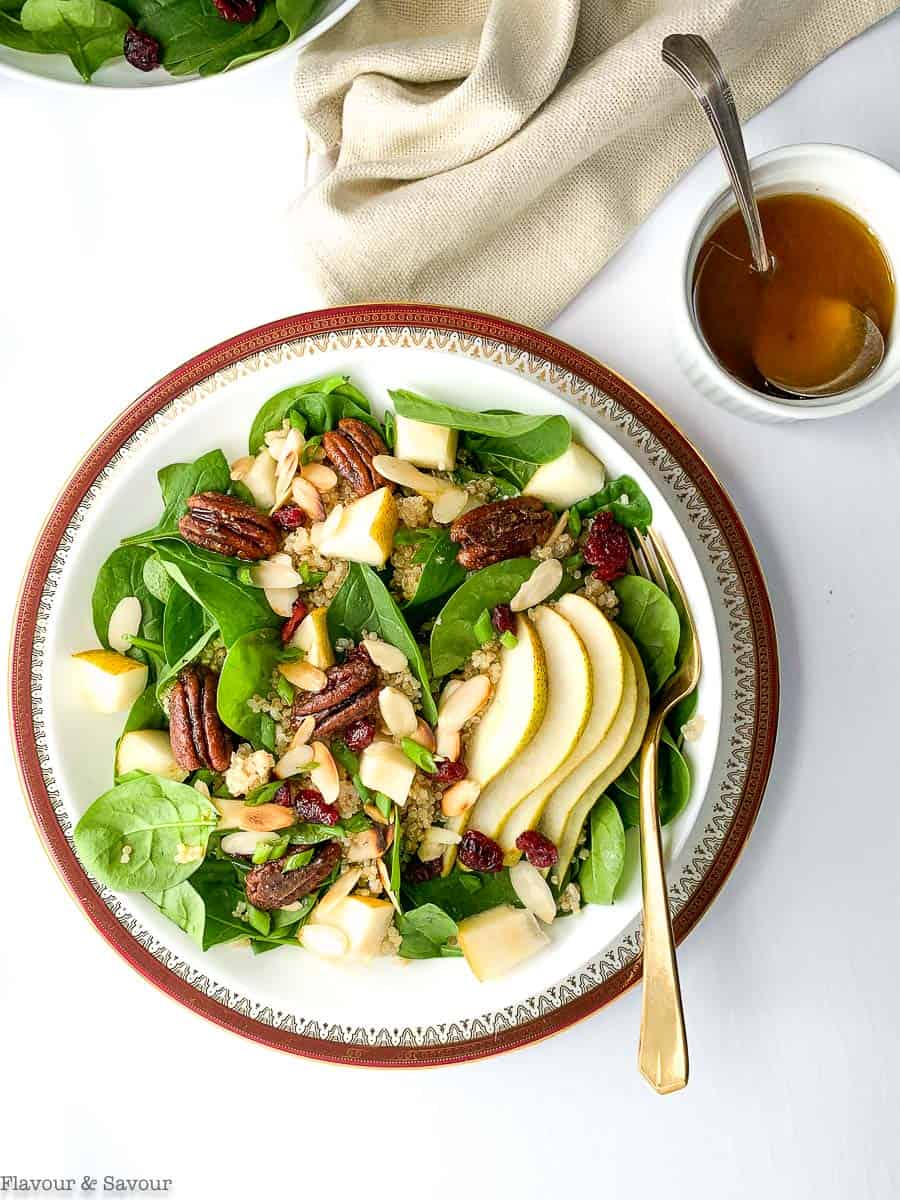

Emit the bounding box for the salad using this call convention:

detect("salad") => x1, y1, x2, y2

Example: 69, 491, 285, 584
0, 0, 326, 82
70, 376, 698, 981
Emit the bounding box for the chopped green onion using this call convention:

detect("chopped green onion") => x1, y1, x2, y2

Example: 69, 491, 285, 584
282, 849, 314, 872
244, 781, 283, 807
568, 508, 582, 537
376, 792, 393, 820
246, 903, 271, 936
275, 674, 294, 704
125, 635, 165, 656
236, 566, 254, 586
299, 562, 327, 587
252, 833, 291, 864
401, 737, 437, 774
473, 609, 494, 645
390, 807, 402, 901
500, 631, 518, 650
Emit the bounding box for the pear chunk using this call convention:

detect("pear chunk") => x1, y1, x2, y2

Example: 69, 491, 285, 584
542, 630, 650, 881
312, 895, 394, 961
499, 593, 625, 851
318, 487, 398, 568
458, 905, 549, 981
71, 650, 148, 714
289, 606, 335, 668
116, 730, 188, 782
394, 415, 458, 471
522, 443, 606, 509
467, 605, 592, 842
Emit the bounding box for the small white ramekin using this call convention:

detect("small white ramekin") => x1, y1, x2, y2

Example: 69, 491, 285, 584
673, 143, 900, 422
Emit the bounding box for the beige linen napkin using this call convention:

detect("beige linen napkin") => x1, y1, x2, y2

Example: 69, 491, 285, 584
294, 0, 896, 327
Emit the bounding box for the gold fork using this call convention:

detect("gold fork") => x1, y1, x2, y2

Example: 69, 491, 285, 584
629, 528, 701, 1094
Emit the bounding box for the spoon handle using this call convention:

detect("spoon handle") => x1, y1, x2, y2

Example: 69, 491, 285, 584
662, 33, 772, 274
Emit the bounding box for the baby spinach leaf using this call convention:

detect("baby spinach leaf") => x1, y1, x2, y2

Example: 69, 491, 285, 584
142, 554, 173, 604
145, 880, 206, 947
403, 868, 522, 922
390, 390, 560, 440
122, 683, 167, 737
577, 476, 652, 531
578, 795, 626, 905
612, 574, 680, 693
464, 416, 571, 491
74, 775, 217, 893
403, 528, 467, 612
196, 15, 286, 74
92, 545, 165, 670
0, 11, 44, 50
396, 903, 459, 959
187, 860, 275, 950
248, 374, 371, 454
327, 564, 437, 723
17, 0, 129, 79
274, 0, 321, 39
217, 628, 283, 746
669, 687, 699, 742
123, 0, 276, 75
162, 582, 209, 667
152, 540, 279, 647
124, 450, 231, 545
429, 558, 537, 677
610, 727, 691, 828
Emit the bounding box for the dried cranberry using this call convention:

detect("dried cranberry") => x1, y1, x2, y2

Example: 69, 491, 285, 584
434, 759, 468, 785
123, 27, 160, 71
294, 788, 340, 826
280, 597, 308, 646
212, 0, 256, 21
491, 604, 515, 636
272, 504, 306, 531
404, 856, 442, 885
515, 830, 558, 869
458, 829, 503, 873
343, 717, 376, 752
583, 511, 630, 581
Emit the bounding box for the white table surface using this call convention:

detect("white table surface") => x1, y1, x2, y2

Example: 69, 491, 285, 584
2, 13, 899, 1199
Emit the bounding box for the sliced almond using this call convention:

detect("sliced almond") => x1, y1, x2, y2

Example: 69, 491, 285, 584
315, 867, 363, 920
221, 831, 277, 856
409, 719, 436, 752
193, 780, 211, 800
290, 715, 316, 747
362, 637, 408, 674
273, 427, 305, 511
273, 741, 315, 780
441, 779, 481, 818
437, 674, 492, 733
438, 679, 463, 712
431, 486, 469, 525
417, 836, 445, 862
378, 686, 418, 738
346, 827, 383, 863
265, 585, 299, 618
248, 559, 303, 589
230, 456, 255, 481
544, 510, 570, 547
363, 803, 390, 826
107, 595, 142, 654
239, 803, 296, 833
509, 860, 557, 924
435, 725, 461, 762
510, 559, 563, 612
292, 475, 326, 522
310, 741, 340, 805
264, 428, 288, 460
376, 858, 402, 913
371, 454, 454, 497
278, 660, 327, 692
299, 923, 348, 959
301, 462, 338, 492
420, 825, 462, 846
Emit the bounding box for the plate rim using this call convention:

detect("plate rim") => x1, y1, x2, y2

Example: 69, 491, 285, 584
9, 302, 780, 1067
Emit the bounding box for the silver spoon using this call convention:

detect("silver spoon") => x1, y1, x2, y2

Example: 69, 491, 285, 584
662, 33, 884, 399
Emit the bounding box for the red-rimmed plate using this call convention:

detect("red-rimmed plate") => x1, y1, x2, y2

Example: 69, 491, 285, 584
10, 304, 778, 1067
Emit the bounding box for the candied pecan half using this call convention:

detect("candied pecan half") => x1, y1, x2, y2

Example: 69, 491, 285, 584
245, 841, 342, 910
291, 650, 380, 739
323, 418, 392, 497
178, 492, 280, 561
449, 496, 555, 570
169, 664, 232, 772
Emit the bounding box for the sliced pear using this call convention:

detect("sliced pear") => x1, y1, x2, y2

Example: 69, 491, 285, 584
318, 487, 398, 568
71, 650, 148, 714
498, 593, 625, 851
312, 895, 394, 962
468, 605, 591, 842
546, 631, 651, 881
289, 605, 335, 668
522, 442, 606, 509
359, 741, 416, 807
440, 615, 546, 873
116, 729, 187, 782
457, 905, 549, 981
393, 414, 458, 471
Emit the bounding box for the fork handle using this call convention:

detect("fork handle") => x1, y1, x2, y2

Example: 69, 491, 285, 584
637, 722, 689, 1093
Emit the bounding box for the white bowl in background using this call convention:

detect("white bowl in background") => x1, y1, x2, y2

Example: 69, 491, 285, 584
673, 143, 900, 423
0, 0, 358, 89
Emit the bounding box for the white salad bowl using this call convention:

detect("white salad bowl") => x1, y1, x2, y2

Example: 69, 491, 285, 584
11, 305, 779, 1066
0, 0, 359, 89
673, 143, 900, 423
